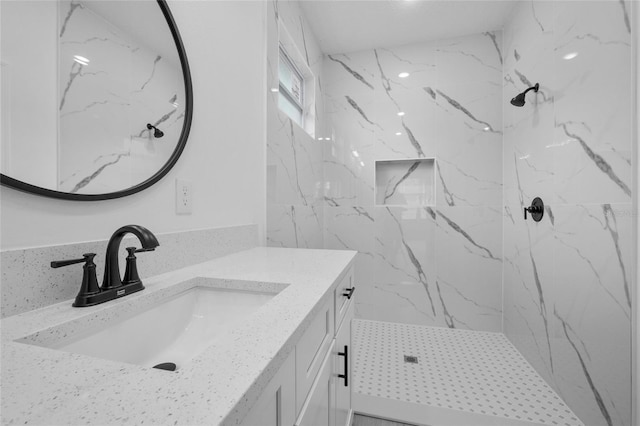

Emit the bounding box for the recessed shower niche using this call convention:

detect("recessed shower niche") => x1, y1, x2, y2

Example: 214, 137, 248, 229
375, 158, 435, 207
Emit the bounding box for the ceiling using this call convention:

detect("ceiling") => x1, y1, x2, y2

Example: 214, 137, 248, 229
299, 0, 517, 55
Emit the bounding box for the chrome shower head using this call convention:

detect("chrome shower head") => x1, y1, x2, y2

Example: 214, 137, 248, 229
510, 83, 539, 107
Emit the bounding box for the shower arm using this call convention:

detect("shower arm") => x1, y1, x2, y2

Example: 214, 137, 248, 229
522, 83, 539, 97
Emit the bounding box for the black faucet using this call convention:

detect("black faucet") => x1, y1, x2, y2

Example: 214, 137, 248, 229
102, 225, 160, 290
51, 225, 159, 307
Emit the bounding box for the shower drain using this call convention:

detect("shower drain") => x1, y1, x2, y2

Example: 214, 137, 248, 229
404, 355, 418, 364
353, 320, 584, 426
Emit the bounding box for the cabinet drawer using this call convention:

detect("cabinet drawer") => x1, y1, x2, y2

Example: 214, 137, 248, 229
296, 296, 335, 415
334, 266, 354, 333
295, 341, 336, 426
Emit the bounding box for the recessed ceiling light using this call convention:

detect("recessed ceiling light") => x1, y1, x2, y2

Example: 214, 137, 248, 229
352, 150, 360, 157
270, 88, 279, 92
318, 137, 324, 141
563, 52, 578, 60
397, 112, 405, 116
73, 55, 90, 66
483, 126, 490, 131
359, 161, 365, 167
395, 132, 402, 136
398, 72, 410, 78
325, 137, 331, 141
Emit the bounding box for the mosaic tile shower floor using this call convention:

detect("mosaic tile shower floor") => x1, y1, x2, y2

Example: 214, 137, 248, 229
352, 320, 583, 426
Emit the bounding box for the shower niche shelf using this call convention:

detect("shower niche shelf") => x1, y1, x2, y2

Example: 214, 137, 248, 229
375, 158, 435, 207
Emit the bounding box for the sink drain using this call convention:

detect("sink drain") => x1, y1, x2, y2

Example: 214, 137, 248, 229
153, 362, 177, 371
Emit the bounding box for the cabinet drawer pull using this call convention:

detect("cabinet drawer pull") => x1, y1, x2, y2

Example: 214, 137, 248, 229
342, 287, 355, 299
338, 345, 348, 387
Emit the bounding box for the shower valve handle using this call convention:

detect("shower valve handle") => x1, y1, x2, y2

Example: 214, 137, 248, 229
524, 197, 544, 222
524, 206, 541, 219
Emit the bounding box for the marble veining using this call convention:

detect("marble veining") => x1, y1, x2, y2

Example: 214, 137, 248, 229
266, 0, 325, 250
57, 0, 185, 194
434, 89, 501, 134
557, 122, 631, 198
265, 5, 635, 425
59, 0, 82, 37
437, 210, 499, 261
503, 2, 633, 425
555, 310, 611, 426
323, 31, 503, 331
375, 159, 434, 207
381, 161, 420, 204
137, 55, 162, 91
327, 55, 375, 90
69, 153, 128, 193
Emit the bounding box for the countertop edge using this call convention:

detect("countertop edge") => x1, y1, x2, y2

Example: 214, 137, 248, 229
0, 246, 358, 426
220, 253, 357, 426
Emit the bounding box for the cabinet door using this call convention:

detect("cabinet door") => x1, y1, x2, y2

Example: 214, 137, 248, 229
295, 341, 336, 426
240, 349, 296, 426
296, 296, 335, 414
335, 300, 354, 426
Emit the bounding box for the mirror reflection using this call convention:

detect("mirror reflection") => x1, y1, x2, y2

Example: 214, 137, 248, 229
1, 0, 186, 195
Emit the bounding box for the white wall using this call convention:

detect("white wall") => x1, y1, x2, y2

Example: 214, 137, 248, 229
0, 0, 267, 250
1, 1, 58, 188
634, 1, 639, 423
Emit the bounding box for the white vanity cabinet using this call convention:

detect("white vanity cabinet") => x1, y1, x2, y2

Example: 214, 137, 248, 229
296, 340, 336, 426
240, 350, 297, 426
296, 265, 354, 426
334, 299, 354, 426
295, 297, 335, 414
240, 265, 355, 426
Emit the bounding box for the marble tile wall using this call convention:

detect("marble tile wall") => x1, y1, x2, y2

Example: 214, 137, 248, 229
266, 5, 636, 422
58, 0, 185, 194
323, 33, 504, 332
502, 1, 634, 425
1, 225, 258, 318
266, 0, 325, 249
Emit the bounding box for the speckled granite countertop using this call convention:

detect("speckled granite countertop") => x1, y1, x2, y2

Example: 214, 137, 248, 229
1, 247, 356, 426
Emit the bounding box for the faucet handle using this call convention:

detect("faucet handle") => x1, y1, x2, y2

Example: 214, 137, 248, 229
134, 247, 155, 253
51, 253, 101, 307
51, 253, 96, 268
123, 247, 150, 285
123, 246, 156, 285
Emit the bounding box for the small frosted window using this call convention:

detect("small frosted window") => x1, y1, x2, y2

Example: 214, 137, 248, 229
279, 46, 304, 126
278, 93, 303, 125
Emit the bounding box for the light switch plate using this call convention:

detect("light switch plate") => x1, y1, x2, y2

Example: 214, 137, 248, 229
176, 179, 193, 214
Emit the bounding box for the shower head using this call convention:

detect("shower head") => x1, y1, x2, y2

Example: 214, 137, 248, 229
510, 83, 539, 107
146, 123, 164, 138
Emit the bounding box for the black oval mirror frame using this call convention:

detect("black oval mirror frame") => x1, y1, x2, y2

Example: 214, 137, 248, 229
0, 0, 193, 201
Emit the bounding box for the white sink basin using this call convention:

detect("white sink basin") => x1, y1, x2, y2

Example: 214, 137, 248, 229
47, 286, 277, 370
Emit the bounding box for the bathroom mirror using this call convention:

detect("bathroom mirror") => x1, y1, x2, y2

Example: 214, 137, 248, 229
0, 0, 192, 200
